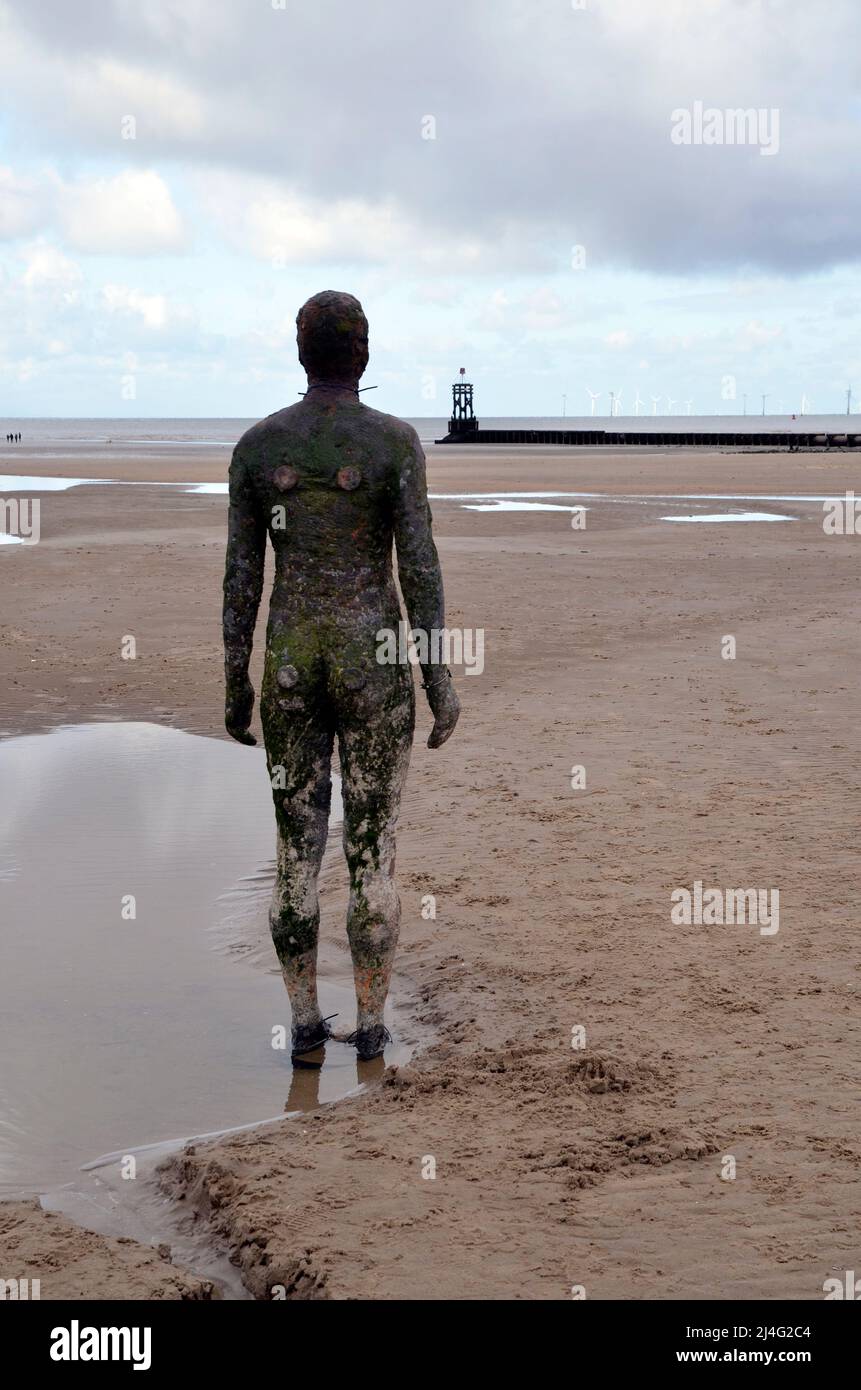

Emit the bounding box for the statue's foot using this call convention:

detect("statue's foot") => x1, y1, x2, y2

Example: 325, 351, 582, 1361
344, 1023, 392, 1062
291, 1013, 337, 1059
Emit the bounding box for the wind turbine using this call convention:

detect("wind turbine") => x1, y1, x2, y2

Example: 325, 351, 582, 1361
633, 389, 644, 417
650, 394, 661, 416
684, 399, 693, 415
612, 390, 623, 418
667, 397, 678, 415
800, 393, 811, 416
585, 388, 601, 417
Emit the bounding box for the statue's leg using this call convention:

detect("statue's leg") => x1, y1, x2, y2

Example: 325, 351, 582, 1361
261, 662, 335, 1051
336, 661, 415, 1056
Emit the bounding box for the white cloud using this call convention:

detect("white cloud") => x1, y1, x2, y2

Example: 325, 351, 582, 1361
0, 167, 44, 239
192, 170, 510, 272
57, 170, 185, 254
474, 289, 511, 332
244, 190, 409, 266
740, 319, 784, 346
101, 283, 170, 329
20, 241, 83, 295
0, 164, 186, 255
521, 288, 564, 331
472, 287, 569, 334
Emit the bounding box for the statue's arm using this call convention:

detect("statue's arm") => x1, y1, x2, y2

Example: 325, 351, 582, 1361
222, 445, 266, 745
393, 431, 460, 748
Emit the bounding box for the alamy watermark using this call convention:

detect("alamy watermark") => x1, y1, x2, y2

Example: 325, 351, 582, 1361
823, 492, 861, 534
823, 1270, 861, 1299
376, 623, 484, 676
671, 880, 779, 936
1, 496, 40, 544
50, 1322, 151, 1370
0, 1276, 40, 1299
671, 102, 780, 157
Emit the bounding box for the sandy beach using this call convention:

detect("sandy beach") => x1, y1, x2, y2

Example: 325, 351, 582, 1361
1, 440, 859, 1299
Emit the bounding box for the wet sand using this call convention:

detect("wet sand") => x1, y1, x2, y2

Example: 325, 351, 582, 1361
1, 441, 859, 1298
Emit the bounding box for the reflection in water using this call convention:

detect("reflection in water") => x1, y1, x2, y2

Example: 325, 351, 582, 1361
0, 722, 407, 1197
287, 1050, 387, 1110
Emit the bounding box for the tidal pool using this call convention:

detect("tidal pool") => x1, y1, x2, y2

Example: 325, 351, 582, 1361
460, 500, 590, 514
660, 511, 796, 523
0, 722, 407, 1198
0, 475, 103, 491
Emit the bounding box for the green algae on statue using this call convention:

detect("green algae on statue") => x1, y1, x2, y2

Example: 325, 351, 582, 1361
222, 291, 460, 1061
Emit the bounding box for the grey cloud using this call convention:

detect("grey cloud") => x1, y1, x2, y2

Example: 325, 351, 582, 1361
1, 0, 860, 274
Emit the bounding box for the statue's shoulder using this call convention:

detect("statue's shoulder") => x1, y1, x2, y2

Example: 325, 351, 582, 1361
358, 404, 421, 455
234, 404, 303, 456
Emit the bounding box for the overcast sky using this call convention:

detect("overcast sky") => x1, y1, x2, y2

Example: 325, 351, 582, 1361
1, 0, 859, 418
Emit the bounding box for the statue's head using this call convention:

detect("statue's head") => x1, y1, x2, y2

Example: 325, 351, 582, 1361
296, 290, 369, 385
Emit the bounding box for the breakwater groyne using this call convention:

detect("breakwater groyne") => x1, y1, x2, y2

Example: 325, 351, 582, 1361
435, 427, 861, 449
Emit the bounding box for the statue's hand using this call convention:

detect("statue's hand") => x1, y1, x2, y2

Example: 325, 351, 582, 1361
225, 674, 257, 746
425, 671, 460, 749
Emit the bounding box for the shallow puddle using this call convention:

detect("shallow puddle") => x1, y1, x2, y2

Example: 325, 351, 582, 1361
661, 511, 796, 523
0, 722, 409, 1199
426, 492, 841, 514
0, 476, 842, 513
461, 499, 590, 514
0, 475, 102, 492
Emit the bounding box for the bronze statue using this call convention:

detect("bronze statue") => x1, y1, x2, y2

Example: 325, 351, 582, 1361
223, 291, 459, 1061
